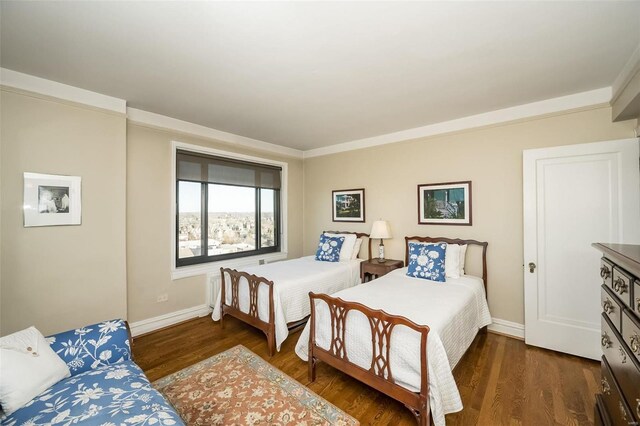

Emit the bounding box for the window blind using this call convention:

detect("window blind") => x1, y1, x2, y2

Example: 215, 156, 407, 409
177, 150, 282, 189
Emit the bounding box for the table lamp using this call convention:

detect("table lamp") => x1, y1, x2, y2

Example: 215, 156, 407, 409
370, 220, 392, 262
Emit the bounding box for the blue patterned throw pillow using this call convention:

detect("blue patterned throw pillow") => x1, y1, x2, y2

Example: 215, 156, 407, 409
406, 242, 447, 282
315, 234, 345, 262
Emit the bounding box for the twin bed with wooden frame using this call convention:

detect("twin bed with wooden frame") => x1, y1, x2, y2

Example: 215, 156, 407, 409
212, 231, 371, 356
296, 236, 491, 426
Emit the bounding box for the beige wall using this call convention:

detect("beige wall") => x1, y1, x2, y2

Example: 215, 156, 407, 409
126, 123, 304, 322
303, 107, 638, 325
0, 89, 127, 336
1, 85, 636, 334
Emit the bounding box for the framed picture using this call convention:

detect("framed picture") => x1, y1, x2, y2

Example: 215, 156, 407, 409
418, 181, 472, 225
332, 188, 365, 222
23, 172, 82, 227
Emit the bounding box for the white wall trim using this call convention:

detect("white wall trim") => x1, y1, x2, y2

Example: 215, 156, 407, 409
129, 304, 211, 337
488, 317, 525, 340
612, 43, 640, 103
0, 68, 127, 114
128, 108, 303, 159
170, 141, 289, 280
129, 309, 525, 340
303, 87, 612, 158
1, 69, 619, 161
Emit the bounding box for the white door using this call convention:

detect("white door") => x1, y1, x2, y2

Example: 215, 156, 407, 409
523, 138, 640, 360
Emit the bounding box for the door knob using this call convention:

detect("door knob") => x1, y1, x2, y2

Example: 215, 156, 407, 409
528, 262, 536, 273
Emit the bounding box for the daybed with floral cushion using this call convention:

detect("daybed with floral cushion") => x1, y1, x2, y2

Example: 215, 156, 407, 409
1, 319, 184, 426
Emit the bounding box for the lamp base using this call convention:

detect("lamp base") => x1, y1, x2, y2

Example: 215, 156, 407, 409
378, 240, 385, 263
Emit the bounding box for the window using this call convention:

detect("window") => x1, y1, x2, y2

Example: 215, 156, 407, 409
176, 149, 282, 266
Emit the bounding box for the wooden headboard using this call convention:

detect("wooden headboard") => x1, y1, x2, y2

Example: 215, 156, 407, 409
404, 236, 488, 292
324, 230, 372, 260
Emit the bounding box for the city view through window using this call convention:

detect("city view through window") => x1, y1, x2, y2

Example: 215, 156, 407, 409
178, 183, 276, 259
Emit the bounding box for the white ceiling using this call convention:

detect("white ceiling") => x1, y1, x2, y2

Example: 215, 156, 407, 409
1, 1, 639, 151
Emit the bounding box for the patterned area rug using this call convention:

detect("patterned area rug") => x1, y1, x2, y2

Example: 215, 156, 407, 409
154, 345, 359, 426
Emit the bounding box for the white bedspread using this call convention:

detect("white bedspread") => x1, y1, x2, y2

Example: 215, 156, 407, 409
294, 268, 491, 426
212, 256, 362, 351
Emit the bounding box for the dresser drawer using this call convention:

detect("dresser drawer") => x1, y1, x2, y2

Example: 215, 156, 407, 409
601, 314, 624, 365
622, 309, 640, 364
603, 312, 640, 425
602, 285, 623, 331
601, 356, 635, 426
601, 258, 614, 289
612, 267, 633, 308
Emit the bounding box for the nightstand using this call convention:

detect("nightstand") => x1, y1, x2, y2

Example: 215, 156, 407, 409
360, 259, 404, 283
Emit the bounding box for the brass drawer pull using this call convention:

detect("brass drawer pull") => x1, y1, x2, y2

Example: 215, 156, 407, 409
631, 333, 640, 355
602, 299, 614, 314
619, 401, 628, 420
613, 277, 628, 294
636, 297, 640, 313
636, 399, 640, 419
600, 265, 611, 279
601, 332, 612, 348
619, 346, 627, 363
601, 377, 610, 395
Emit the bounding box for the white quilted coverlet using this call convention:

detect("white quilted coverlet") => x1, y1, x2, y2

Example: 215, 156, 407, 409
295, 268, 492, 426
212, 256, 362, 351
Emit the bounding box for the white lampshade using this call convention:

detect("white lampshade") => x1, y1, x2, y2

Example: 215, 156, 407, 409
370, 220, 392, 239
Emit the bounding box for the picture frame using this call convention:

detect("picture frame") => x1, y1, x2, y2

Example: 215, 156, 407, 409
23, 172, 82, 227
418, 181, 472, 225
332, 188, 365, 222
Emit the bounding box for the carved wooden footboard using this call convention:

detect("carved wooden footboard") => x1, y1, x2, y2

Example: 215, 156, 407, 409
219, 268, 276, 356
308, 292, 431, 425
218, 231, 371, 357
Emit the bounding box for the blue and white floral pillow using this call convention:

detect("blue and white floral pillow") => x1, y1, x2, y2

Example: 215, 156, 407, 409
315, 234, 345, 262
406, 242, 447, 282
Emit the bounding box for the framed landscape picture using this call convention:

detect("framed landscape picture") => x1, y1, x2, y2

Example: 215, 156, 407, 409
418, 181, 472, 225
332, 188, 365, 222
23, 172, 82, 227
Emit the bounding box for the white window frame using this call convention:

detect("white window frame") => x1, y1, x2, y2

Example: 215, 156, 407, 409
171, 141, 288, 280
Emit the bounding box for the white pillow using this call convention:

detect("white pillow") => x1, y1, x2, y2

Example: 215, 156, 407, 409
459, 244, 467, 275
445, 243, 461, 279
351, 238, 363, 260
0, 327, 70, 415
324, 233, 357, 261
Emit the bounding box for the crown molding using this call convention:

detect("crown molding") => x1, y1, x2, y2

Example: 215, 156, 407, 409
612, 43, 640, 103
0, 68, 126, 114
127, 107, 303, 159
0, 68, 615, 160
303, 87, 612, 159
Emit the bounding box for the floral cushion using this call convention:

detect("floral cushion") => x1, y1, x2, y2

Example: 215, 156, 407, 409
48, 319, 131, 377
314, 234, 345, 262
406, 242, 447, 282
1, 361, 184, 426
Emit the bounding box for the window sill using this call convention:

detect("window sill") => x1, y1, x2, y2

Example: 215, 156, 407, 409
171, 251, 288, 280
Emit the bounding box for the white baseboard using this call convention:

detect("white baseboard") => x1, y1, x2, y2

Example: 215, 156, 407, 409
488, 317, 525, 340
129, 308, 524, 341
129, 304, 212, 337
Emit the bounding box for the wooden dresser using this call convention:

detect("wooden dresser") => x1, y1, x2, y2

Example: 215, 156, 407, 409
593, 243, 640, 426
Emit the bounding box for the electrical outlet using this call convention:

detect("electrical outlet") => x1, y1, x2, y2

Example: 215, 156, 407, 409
157, 293, 169, 303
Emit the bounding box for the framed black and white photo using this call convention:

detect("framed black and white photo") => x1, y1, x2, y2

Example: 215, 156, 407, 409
23, 172, 82, 227
332, 188, 365, 222
418, 181, 472, 225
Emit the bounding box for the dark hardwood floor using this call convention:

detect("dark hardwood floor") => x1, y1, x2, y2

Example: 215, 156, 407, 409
133, 316, 599, 425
